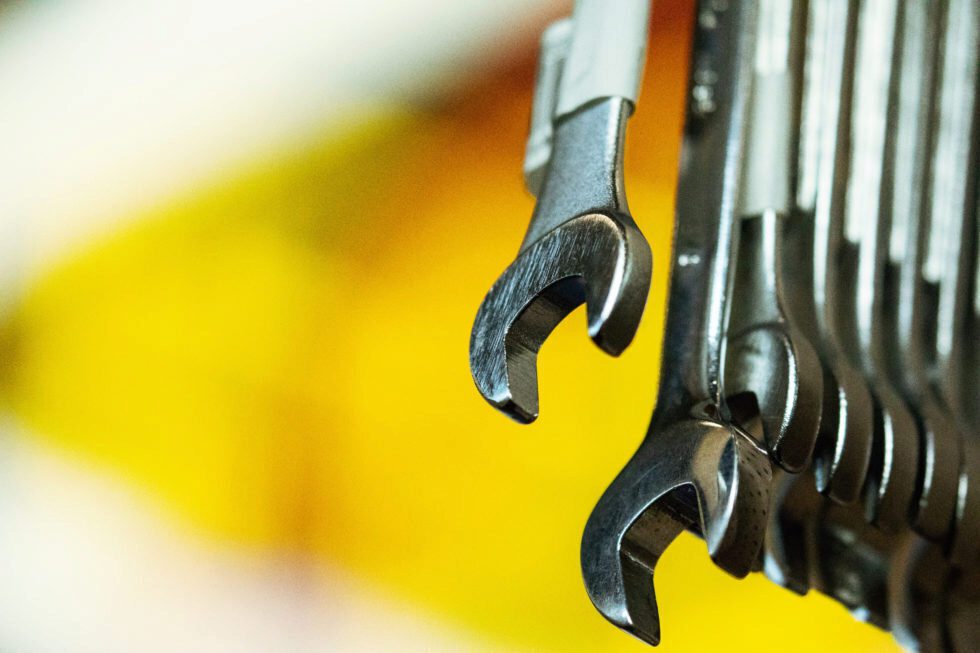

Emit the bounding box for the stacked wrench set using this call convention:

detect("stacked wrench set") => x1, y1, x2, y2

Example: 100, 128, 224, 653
469, 0, 980, 650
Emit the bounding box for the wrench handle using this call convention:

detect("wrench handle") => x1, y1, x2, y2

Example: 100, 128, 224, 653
555, 0, 650, 119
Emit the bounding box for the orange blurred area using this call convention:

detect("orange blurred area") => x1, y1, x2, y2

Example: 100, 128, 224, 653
0, 1, 900, 651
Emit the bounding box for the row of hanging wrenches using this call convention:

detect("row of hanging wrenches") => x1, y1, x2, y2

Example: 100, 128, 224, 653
469, 0, 980, 650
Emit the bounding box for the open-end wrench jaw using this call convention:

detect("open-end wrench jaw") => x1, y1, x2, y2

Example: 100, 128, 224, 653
470, 0, 654, 424
724, 212, 825, 475
725, 322, 823, 473
581, 407, 771, 646
470, 210, 651, 423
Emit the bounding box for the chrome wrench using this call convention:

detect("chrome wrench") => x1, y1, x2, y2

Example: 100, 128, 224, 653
581, 2, 772, 645
470, 0, 653, 423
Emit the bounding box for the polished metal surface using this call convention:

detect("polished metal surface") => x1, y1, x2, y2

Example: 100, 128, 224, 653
581, 1, 772, 645
470, 0, 653, 424
841, 0, 920, 534
886, 0, 961, 547
794, 0, 875, 505
469, 0, 980, 649
470, 96, 651, 423
725, 0, 822, 475
928, 0, 980, 573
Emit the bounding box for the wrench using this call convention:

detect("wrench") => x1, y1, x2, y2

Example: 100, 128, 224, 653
792, 0, 874, 505
886, 0, 961, 549
836, 0, 920, 533
470, 0, 653, 423
581, 2, 772, 645
721, 0, 827, 596
724, 0, 823, 475
763, 0, 908, 602
762, 0, 875, 597
766, 0, 946, 622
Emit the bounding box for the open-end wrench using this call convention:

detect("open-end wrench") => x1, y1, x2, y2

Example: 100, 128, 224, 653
837, 0, 920, 533
719, 0, 826, 596
724, 0, 823, 476
470, 0, 653, 423
580, 2, 772, 645
761, 0, 876, 599
881, 4, 965, 651
885, 0, 962, 550
791, 0, 874, 506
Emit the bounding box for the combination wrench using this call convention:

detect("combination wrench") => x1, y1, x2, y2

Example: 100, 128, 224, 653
581, 2, 772, 645
470, 0, 653, 424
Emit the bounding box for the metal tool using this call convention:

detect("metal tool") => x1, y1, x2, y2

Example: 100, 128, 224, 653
793, 4, 979, 644
762, 0, 912, 609
581, 3, 772, 645
759, 0, 876, 600
840, 0, 920, 533
881, 4, 973, 650
470, 0, 653, 424
879, 5, 980, 653
469, 0, 980, 648
721, 0, 825, 596
886, 0, 961, 550
792, 0, 874, 505
889, 538, 948, 653
927, 0, 980, 570
724, 0, 822, 475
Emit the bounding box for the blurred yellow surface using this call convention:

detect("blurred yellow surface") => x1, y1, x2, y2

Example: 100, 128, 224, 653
0, 1, 900, 651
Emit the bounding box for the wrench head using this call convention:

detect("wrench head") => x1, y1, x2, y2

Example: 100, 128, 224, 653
469, 212, 651, 423
910, 399, 960, 544
862, 386, 921, 534
581, 409, 771, 646
812, 359, 875, 505
725, 322, 823, 473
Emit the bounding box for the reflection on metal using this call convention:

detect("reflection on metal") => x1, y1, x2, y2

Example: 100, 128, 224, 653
470, 0, 980, 649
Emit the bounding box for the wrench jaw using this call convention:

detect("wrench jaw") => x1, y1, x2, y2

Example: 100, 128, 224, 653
812, 357, 875, 504
782, 217, 876, 504
586, 219, 653, 356
469, 212, 651, 423
909, 402, 961, 546
581, 413, 771, 646
861, 392, 921, 534
724, 324, 823, 473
